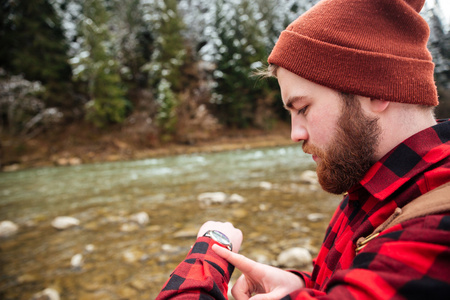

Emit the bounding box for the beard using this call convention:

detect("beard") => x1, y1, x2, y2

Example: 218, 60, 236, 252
303, 94, 381, 195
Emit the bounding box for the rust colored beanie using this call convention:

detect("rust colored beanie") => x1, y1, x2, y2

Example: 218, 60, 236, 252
268, 0, 438, 106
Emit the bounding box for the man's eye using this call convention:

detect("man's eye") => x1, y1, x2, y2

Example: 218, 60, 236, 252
297, 106, 309, 115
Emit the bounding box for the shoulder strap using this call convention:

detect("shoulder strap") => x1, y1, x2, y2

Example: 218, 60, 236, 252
355, 182, 450, 253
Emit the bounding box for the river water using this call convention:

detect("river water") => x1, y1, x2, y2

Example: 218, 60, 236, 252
0, 145, 342, 299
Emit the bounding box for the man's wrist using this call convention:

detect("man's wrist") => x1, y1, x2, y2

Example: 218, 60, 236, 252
203, 230, 233, 251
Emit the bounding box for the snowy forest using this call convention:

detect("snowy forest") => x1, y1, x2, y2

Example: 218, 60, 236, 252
1, 0, 450, 162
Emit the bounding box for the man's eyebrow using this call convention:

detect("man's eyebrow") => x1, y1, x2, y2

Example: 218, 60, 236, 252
284, 96, 308, 110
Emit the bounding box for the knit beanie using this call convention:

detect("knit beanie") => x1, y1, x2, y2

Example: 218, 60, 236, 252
268, 0, 438, 106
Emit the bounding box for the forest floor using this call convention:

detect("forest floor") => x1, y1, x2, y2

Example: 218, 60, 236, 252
1, 121, 294, 172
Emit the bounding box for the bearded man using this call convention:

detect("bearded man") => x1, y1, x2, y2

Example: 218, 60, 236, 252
157, 0, 450, 299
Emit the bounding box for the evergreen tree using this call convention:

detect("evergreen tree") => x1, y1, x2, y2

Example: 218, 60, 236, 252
147, 0, 189, 138
211, 0, 270, 128
0, 0, 73, 108
151, 0, 187, 92
71, 0, 130, 127
111, 0, 155, 93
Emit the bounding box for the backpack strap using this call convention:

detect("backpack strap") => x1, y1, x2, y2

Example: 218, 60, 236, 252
355, 182, 450, 253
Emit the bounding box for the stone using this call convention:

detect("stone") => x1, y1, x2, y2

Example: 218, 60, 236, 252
3, 164, 20, 172
174, 228, 198, 239
130, 211, 150, 226
299, 170, 319, 185
120, 222, 140, 232
84, 244, 95, 253
68, 157, 82, 166
259, 181, 273, 190
229, 193, 245, 203
277, 247, 312, 269
0, 220, 19, 238
31, 288, 60, 300
197, 192, 227, 205
71, 253, 84, 269
51, 216, 80, 230
232, 209, 248, 218
122, 249, 146, 263
56, 158, 69, 166
307, 213, 325, 222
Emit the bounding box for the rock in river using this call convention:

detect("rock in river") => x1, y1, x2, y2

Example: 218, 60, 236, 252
51, 216, 80, 230
299, 170, 318, 185
71, 253, 84, 269
198, 192, 246, 206
31, 288, 60, 300
130, 211, 150, 226
0, 220, 19, 238
277, 247, 312, 269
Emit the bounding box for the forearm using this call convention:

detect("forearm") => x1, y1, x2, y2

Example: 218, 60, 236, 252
156, 237, 234, 300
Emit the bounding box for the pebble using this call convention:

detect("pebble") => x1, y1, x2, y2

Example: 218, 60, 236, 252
31, 288, 60, 300
84, 244, 95, 253
120, 222, 140, 232
299, 170, 318, 185
229, 193, 245, 203
277, 247, 312, 268
307, 213, 325, 222
51, 216, 80, 230
71, 253, 84, 269
3, 164, 20, 172
198, 192, 227, 205
232, 209, 248, 218
197, 192, 246, 206
129, 211, 150, 226
0, 220, 19, 238
122, 249, 146, 263
56, 157, 82, 166
259, 181, 273, 190
174, 228, 198, 239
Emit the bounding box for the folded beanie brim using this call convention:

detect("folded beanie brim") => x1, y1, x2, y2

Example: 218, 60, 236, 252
268, 30, 438, 106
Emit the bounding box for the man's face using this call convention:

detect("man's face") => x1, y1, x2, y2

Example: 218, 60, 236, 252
277, 67, 381, 194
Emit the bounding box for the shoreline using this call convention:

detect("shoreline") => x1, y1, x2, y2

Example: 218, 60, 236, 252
2, 126, 295, 172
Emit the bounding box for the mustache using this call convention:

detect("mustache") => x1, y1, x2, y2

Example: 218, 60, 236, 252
302, 141, 320, 156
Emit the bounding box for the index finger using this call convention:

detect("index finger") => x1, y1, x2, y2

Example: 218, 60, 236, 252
212, 244, 259, 275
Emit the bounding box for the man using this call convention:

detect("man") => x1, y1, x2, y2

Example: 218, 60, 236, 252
156, 0, 450, 299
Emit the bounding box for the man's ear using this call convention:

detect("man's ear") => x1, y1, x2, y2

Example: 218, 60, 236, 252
369, 98, 390, 113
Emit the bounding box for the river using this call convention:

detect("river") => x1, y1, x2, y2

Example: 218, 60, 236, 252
0, 145, 342, 299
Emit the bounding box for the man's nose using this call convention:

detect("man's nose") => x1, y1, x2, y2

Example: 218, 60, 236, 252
291, 118, 308, 142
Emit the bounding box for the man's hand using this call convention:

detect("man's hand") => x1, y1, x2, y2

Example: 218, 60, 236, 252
213, 244, 305, 300
197, 221, 243, 253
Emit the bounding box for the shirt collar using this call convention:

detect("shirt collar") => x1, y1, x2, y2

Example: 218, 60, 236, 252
353, 120, 450, 201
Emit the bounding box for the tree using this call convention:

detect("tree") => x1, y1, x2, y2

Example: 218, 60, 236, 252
422, 1, 450, 117
210, 0, 273, 128
145, 0, 190, 139
70, 0, 130, 127
0, 0, 73, 108
110, 0, 155, 93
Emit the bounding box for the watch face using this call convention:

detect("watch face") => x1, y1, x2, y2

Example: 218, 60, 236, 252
211, 231, 228, 244
204, 230, 232, 250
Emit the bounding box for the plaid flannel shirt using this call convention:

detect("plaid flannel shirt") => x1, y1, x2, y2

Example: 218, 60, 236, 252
157, 120, 450, 300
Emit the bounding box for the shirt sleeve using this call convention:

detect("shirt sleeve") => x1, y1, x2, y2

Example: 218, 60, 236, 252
285, 215, 450, 300
156, 236, 235, 300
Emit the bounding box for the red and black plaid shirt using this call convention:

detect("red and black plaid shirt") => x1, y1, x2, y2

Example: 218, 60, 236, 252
157, 120, 450, 300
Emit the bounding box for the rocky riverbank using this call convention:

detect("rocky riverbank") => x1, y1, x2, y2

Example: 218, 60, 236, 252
1, 169, 337, 299
1, 123, 293, 172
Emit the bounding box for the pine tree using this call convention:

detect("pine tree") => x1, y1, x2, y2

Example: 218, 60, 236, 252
0, 0, 73, 108
148, 0, 189, 138
211, 0, 270, 128
110, 0, 155, 92
71, 0, 130, 127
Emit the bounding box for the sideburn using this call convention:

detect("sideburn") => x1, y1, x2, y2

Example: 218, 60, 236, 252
317, 94, 381, 194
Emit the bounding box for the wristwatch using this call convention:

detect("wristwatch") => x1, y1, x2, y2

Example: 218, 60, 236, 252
203, 230, 233, 251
